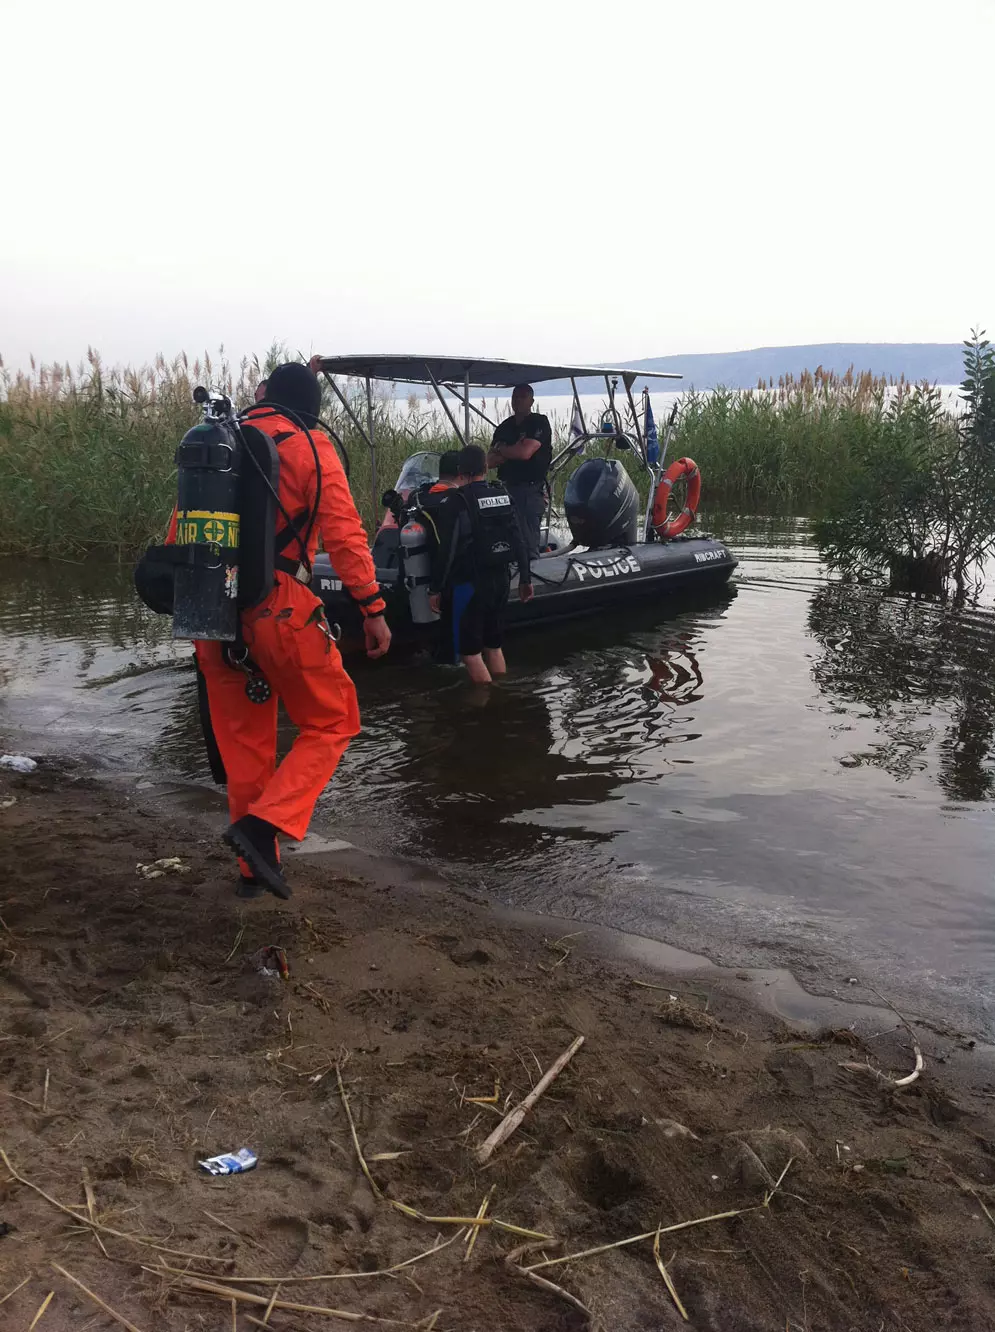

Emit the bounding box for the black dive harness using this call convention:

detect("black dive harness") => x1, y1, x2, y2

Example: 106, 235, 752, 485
222, 406, 332, 706
135, 388, 362, 708
240, 406, 320, 582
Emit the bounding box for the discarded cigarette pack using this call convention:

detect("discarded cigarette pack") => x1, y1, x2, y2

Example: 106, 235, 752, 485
198, 1148, 258, 1176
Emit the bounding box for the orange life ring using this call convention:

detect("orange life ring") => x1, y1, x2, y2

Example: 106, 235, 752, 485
651, 457, 701, 539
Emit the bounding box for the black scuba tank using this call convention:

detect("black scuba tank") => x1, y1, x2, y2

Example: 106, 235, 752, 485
134, 388, 289, 638
171, 409, 243, 640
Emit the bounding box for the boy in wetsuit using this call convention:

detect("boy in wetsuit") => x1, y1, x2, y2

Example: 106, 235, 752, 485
429, 450, 460, 494
428, 445, 533, 684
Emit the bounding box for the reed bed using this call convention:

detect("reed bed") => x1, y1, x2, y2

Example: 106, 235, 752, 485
671, 367, 943, 508
0, 350, 957, 560
0, 349, 464, 557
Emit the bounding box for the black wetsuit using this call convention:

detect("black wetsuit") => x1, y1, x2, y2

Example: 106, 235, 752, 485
428, 480, 530, 657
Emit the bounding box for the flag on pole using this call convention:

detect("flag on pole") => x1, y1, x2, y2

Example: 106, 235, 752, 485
644, 390, 659, 464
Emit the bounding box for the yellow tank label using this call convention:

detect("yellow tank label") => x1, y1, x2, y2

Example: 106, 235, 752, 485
176, 510, 240, 548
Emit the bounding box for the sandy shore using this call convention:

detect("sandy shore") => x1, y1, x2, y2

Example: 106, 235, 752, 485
1, 758, 995, 1331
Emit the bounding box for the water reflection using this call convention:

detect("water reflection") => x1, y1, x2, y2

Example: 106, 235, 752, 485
319, 601, 724, 869
0, 558, 174, 656
0, 558, 182, 757
538, 627, 707, 784
808, 584, 995, 800
645, 640, 704, 702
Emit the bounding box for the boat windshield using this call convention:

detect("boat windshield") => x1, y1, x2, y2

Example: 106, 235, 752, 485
394, 451, 440, 494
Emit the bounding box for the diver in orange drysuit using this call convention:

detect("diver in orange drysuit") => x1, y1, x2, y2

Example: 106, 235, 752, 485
170, 363, 391, 899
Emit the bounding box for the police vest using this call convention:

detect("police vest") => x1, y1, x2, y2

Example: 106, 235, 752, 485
460, 482, 517, 570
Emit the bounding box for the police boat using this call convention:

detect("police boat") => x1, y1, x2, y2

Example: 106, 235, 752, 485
307, 355, 736, 649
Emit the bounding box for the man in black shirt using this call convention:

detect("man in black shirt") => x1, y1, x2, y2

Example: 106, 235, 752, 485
486, 383, 552, 561
428, 446, 533, 685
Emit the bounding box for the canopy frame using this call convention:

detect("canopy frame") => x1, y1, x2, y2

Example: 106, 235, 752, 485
315, 354, 683, 530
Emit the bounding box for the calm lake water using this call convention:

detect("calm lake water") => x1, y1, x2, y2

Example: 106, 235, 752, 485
1, 517, 993, 1034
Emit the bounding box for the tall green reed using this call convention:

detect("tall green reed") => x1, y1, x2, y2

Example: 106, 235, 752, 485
670, 367, 923, 508
0, 350, 958, 559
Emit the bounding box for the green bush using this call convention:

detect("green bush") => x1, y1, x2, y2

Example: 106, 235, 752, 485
814, 332, 995, 599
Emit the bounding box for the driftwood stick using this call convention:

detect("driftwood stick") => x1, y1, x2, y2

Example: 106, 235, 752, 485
28, 1289, 55, 1330
763, 1157, 795, 1207
173, 1274, 408, 1324
524, 1207, 753, 1271
0, 1148, 225, 1264
840, 1048, 924, 1087
463, 1186, 495, 1262
476, 1036, 584, 1165
512, 1264, 591, 1319
153, 1232, 461, 1286
261, 1285, 281, 1326
0, 1275, 32, 1307
51, 1264, 146, 1332
82, 1166, 110, 1258
839, 984, 924, 1088
653, 1227, 689, 1321
81, 1166, 97, 1221
336, 1063, 382, 1199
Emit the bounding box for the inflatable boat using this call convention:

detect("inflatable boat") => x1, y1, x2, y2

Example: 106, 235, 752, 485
309, 355, 737, 654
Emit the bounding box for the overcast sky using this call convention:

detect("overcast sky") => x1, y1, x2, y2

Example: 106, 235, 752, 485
1, 0, 992, 374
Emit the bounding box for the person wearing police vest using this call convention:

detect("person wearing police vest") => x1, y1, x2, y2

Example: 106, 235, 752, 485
428, 445, 533, 684
169, 363, 391, 899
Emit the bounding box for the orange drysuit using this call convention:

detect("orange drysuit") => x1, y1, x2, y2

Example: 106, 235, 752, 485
169, 408, 385, 845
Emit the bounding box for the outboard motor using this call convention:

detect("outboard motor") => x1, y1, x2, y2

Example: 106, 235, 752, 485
564, 458, 640, 548
171, 388, 242, 641
400, 516, 438, 623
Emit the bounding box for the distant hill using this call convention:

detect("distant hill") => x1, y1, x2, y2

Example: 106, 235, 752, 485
623, 342, 965, 391
482, 343, 965, 397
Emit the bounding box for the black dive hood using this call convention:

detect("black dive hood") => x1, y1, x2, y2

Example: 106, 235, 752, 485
265, 362, 322, 428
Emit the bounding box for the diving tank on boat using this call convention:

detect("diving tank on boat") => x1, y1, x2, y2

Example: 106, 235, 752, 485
399, 515, 438, 624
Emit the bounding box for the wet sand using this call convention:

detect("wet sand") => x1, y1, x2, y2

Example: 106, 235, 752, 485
2, 759, 995, 1331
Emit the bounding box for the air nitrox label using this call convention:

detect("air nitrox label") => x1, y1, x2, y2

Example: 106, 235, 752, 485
176, 510, 240, 548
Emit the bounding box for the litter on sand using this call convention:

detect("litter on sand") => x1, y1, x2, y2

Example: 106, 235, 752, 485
198, 1149, 258, 1177
136, 858, 188, 880
252, 946, 290, 980
0, 755, 37, 773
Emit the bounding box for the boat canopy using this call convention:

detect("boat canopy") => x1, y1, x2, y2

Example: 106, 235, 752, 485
313, 353, 683, 529
314, 354, 681, 389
